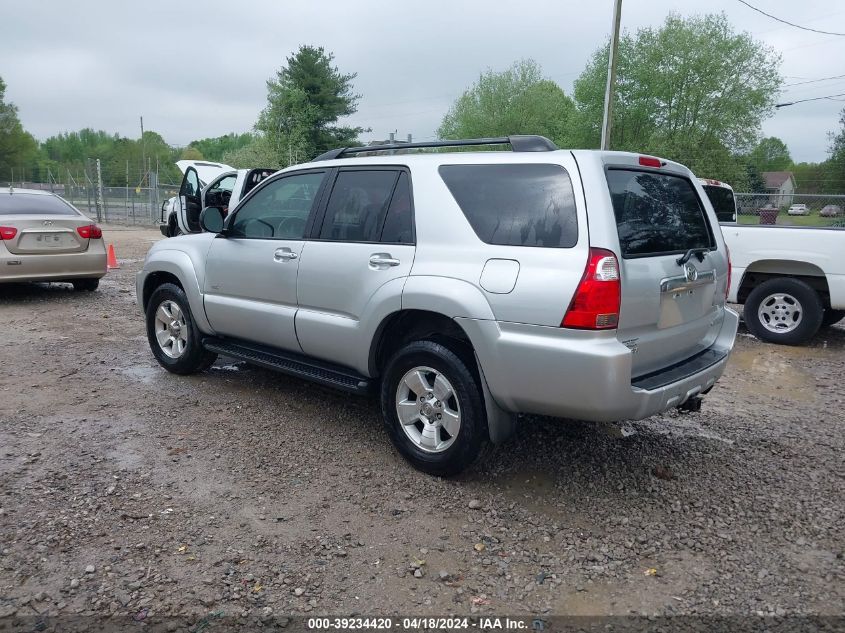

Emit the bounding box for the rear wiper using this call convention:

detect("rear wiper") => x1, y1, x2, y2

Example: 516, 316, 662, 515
676, 248, 708, 266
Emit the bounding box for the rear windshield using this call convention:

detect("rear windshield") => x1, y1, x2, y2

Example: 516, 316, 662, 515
439, 164, 578, 248
0, 193, 78, 216
606, 169, 714, 258
702, 185, 737, 223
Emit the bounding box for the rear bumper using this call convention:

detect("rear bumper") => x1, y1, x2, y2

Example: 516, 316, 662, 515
0, 242, 107, 283
458, 308, 739, 422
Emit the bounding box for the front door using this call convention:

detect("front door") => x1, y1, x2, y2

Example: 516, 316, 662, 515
203, 170, 328, 351
176, 167, 203, 234
296, 168, 416, 371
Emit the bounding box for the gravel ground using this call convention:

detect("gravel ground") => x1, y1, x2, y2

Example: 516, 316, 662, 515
0, 226, 843, 626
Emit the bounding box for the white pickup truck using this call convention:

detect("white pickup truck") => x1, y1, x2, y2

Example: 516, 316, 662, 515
159, 160, 276, 237
722, 225, 844, 344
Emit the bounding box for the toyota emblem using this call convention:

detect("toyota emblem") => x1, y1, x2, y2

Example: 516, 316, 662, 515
43, 220, 53, 226
684, 263, 698, 282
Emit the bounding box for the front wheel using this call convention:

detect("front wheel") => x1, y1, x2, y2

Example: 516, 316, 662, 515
744, 278, 823, 345
380, 340, 488, 477
145, 283, 216, 374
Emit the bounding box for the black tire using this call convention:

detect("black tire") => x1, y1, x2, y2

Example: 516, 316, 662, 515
72, 278, 99, 292
168, 215, 182, 237
744, 278, 823, 345
821, 309, 845, 328
145, 283, 216, 374
380, 340, 488, 477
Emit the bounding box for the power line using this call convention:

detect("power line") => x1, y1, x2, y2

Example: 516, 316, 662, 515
736, 0, 845, 36
776, 92, 845, 108
783, 74, 845, 87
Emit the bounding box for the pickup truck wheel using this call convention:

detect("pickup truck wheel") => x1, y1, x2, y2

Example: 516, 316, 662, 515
821, 309, 845, 328
744, 278, 823, 345
146, 283, 216, 374
381, 340, 487, 477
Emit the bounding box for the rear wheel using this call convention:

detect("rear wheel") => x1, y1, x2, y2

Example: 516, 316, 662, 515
381, 340, 488, 476
146, 283, 216, 374
72, 278, 99, 292
744, 278, 823, 345
821, 309, 845, 328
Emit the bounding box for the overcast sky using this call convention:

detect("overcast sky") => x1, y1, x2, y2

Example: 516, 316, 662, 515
1, 0, 843, 163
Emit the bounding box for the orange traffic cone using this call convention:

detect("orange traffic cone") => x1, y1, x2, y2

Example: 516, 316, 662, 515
106, 243, 120, 269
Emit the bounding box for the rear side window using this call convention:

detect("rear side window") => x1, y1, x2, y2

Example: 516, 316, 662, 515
380, 172, 414, 244
319, 170, 399, 242
607, 169, 714, 258
439, 164, 578, 248
0, 193, 78, 216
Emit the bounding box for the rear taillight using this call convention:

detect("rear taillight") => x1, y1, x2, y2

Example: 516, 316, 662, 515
561, 248, 621, 330
638, 155, 663, 168
77, 224, 103, 239
725, 244, 732, 300
0, 226, 17, 240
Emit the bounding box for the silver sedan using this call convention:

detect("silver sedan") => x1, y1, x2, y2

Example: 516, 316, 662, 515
0, 188, 107, 290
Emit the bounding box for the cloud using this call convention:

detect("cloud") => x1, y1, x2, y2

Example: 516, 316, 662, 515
1, 0, 842, 162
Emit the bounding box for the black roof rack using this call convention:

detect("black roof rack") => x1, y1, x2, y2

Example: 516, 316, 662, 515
312, 134, 558, 162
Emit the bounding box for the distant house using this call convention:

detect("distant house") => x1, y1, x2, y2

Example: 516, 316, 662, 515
762, 171, 796, 207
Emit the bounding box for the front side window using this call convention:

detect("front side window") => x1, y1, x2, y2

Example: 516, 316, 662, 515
319, 170, 400, 242
180, 169, 201, 198
228, 172, 324, 239
607, 169, 714, 258
439, 164, 578, 248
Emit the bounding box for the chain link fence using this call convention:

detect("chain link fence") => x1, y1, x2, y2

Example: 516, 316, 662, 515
0, 180, 180, 226
735, 193, 845, 228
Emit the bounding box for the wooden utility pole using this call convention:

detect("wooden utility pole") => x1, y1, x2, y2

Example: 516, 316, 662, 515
600, 0, 623, 150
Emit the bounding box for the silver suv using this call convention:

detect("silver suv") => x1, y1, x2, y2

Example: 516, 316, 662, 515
136, 136, 738, 475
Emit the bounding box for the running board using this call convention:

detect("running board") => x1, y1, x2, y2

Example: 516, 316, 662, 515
202, 337, 372, 395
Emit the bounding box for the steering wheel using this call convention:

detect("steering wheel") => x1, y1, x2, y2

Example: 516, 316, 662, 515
277, 216, 306, 238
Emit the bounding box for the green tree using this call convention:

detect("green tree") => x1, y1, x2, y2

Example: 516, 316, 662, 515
188, 133, 255, 162
749, 137, 792, 172
438, 60, 576, 147
572, 13, 782, 184
220, 135, 282, 169
179, 146, 204, 161
0, 76, 38, 181
823, 107, 845, 193
745, 163, 767, 193
256, 45, 364, 164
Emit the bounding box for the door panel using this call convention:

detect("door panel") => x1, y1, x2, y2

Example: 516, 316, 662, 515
295, 168, 415, 371
203, 237, 304, 350
177, 167, 202, 233
202, 170, 327, 351
296, 242, 414, 367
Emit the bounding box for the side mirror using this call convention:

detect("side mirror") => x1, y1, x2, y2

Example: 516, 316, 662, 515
199, 206, 225, 234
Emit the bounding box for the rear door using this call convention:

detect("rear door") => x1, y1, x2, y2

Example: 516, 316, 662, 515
295, 168, 416, 369
0, 193, 92, 255
606, 163, 727, 376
